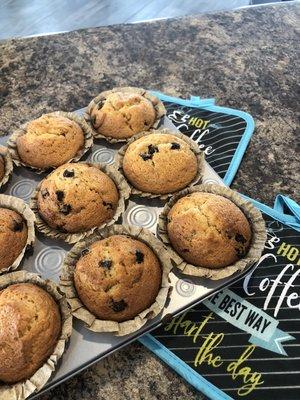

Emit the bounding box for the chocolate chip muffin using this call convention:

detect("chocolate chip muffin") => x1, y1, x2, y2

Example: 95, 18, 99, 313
0, 155, 5, 182
122, 132, 199, 194
167, 192, 252, 268
88, 90, 158, 139
37, 163, 119, 233
16, 114, 85, 169
0, 282, 61, 383
0, 208, 28, 272
74, 235, 162, 322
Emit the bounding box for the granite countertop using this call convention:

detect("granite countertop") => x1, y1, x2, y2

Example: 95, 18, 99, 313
1, 2, 299, 400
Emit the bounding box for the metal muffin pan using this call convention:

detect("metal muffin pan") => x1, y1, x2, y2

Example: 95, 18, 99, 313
0, 110, 257, 398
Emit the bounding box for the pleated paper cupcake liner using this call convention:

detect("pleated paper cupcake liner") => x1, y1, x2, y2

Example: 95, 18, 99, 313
60, 224, 172, 336
84, 86, 166, 143
7, 111, 94, 173
0, 145, 13, 190
30, 162, 131, 244
116, 128, 204, 200
0, 271, 73, 400
158, 184, 267, 280
0, 194, 35, 275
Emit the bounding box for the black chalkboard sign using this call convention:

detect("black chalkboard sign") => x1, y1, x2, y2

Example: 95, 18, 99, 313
145, 210, 300, 400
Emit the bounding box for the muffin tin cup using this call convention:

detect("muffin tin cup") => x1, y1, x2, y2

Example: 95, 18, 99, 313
0, 194, 35, 275
7, 111, 94, 174
158, 184, 267, 280
84, 86, 166, 143
60, 224, 172, 336
116, 129, 205, 200
0, 271, 73, 400
29, 162, 131, 244
0, 145, 13, 190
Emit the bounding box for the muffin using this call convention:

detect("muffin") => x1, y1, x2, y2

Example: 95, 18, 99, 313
36, 163, 119, 233
167, 192, 252, 268
0, 155, 5, 182
74, 235, 162, 322
0, 208, 28, 272
121, 132, 200, 195
15, 113, 85, 169
86, 87, 165, 140
0, 282, 61, 383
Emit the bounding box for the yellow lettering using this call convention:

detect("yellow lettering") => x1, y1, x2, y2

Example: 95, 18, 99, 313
227, 345, 264, 396
164, 312, 187, 334
187, 313, 214, 344
202, 120, 210, 129
287, 247, 299, 262
182, 320, 193, 335
277, 242, 291, 257
188, 117, 198, 126
195, 119, 204, 128
194, 333, 224, 368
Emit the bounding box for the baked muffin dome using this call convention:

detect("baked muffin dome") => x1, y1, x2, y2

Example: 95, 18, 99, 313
0, 283, 61, 383
16, 114, 84, 169
37, 163, 119, 233
122, 133, 199, 194
167, 192, 252, 268
74, 235, 162, 322
90, 91, 156, 139
0, 155, 5, 182
0, 208, 28, 272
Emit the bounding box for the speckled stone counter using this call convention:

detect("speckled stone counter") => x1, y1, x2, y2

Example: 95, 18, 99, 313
1, 3, 299, 399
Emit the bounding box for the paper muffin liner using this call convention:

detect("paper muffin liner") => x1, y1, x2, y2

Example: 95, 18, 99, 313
116, 129, 205, 200
0, 271, 73, 400
84, 86, 166, 143
60, 224, 173, 336
7, 111, 94, 174
29, 162, 131, 244
158, 184, 267, 280
0, 194, 35, 275
0, 146, 13, 190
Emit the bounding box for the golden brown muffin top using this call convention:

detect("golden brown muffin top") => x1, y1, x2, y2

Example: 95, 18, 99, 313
0, 208, 28, 272
90, 92, 156, 139
0, 283, 61, 383
0, 155, 5, 181
37, 163, 119, 233
74, 235, 162, 322
16, 114, 84, 169
122, 133, 198, 194
167, 192, 252, 268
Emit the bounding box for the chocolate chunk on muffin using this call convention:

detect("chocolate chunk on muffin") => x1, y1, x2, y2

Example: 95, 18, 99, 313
0, 282, 61, 383
122, 133, 199, 194
16, 114, 85, 169
74, 235, 162, 322
167, 192, 252, 268
0, 155, 5, 182
37, 163, 119, 233
88, 90, 159, 139
0, 208, 28, 272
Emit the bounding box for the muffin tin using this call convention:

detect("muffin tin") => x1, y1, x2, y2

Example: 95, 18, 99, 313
0, 109, 260, 398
